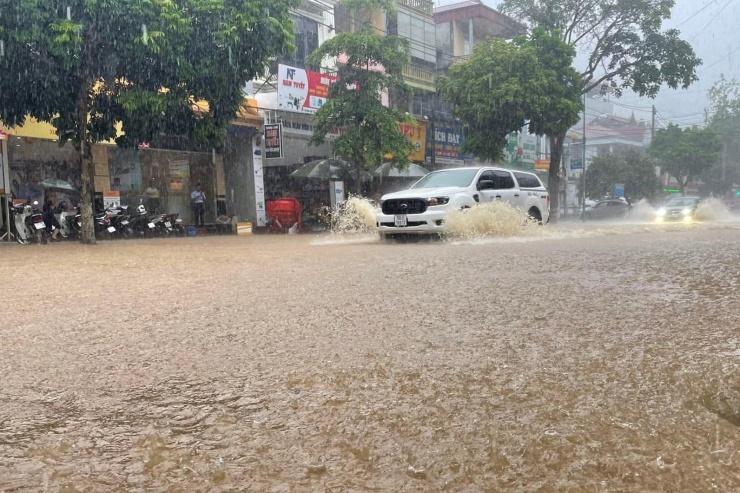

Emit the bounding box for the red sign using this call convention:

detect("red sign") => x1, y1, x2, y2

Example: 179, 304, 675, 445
277, 64, 337, 114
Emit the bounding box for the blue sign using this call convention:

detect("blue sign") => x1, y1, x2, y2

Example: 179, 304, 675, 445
571, 160, 583, 170
614, 184, 625, 197
426, 121, 472, 163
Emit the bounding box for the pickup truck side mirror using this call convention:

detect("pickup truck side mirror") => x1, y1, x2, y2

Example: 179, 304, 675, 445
477, 180, 494, 191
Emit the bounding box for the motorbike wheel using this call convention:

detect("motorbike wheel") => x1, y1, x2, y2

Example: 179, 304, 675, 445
35, 232, 45, 244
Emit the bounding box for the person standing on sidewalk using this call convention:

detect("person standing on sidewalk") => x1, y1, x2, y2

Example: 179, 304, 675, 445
191, 183, 206, 227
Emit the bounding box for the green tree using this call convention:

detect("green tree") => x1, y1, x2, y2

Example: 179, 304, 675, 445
649, 124, 721, 195
705, 76, 740, 194
308, 0, 413, 194
579, 150, 659, 201
439, 28, 582, 165
0, 0, 297, 243
500, 0, 701, 220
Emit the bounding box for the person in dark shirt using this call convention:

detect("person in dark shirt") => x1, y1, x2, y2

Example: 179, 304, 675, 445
42, 195, 61, 241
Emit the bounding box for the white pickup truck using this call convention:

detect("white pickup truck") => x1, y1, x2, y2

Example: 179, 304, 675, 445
376, 166, 550, 238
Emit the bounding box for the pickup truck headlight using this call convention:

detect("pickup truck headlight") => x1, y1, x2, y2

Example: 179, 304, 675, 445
656, 208, 666, 217
426, 197, 450, 206
682, 208, 692, 216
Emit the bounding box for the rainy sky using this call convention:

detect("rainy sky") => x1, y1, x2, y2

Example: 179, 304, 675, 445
434, 0, 740, 127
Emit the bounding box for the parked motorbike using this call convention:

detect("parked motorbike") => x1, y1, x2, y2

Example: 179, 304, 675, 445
94, 211, 117, 240
23, 201, 50, 244
129, 204, 155, 238
7, 200, 32, 244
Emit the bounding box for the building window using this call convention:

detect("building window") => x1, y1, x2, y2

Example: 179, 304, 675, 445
282, 14, 320, 71
395, 10, 436, 69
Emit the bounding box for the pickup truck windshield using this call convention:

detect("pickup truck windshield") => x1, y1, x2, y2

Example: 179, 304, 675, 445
410, 169, 479, 189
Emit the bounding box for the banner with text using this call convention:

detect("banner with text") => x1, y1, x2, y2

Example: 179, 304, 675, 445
425, 121, 472, 164
264, 123, 284, 159
277, 64, 337, 114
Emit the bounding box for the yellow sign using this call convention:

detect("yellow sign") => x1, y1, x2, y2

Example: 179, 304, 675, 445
535, 159, 550, 170
384, 120, 428, 163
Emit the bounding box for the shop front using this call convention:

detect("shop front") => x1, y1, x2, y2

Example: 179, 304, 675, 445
259, 110, 338, 231
1, 99, 263, 227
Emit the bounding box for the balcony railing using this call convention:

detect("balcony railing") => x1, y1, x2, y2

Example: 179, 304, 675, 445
397, 0, 434, 17
451, 55, 471, 65
402, 64, 435, 88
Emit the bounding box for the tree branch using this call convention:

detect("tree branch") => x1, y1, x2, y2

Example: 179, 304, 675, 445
583, 59, 640, 94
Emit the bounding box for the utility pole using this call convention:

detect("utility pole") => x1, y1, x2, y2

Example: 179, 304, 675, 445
651, 105, 656, 141
581, 92, 587, 218
722, 138, 728, 186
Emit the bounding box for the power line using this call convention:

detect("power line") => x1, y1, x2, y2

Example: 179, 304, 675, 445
689, 0, 736, 43
675, 0, 720, 28
704, 43, 740, 69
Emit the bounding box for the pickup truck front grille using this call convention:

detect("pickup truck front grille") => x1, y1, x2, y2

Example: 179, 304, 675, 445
382, 199, 427, 215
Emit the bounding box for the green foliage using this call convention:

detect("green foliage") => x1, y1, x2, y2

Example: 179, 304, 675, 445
498, 0, 701, 218
0, 0, 298, 148
704, 76, 740, 193
0, 0, 297, 243
499, 0, 701, 97
309, 0, 413, 192
579, 151, 659, 200
649, 124, 721, 194
438, 28, 582, 161
341, 0, 397, 17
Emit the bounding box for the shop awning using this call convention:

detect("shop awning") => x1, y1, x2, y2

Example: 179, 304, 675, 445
1, 97, 263, 143
191, 98, 263, 129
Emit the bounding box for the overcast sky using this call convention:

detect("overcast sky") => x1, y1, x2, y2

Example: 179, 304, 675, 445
434, 0, 740, 128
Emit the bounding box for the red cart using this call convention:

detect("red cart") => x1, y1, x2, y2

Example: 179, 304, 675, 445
266, 198, 303, 233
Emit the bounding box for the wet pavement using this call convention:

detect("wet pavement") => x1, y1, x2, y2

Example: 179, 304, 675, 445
1, 223, 740, 492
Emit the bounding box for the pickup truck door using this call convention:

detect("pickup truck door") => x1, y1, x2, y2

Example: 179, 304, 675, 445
478, 170, 519, 205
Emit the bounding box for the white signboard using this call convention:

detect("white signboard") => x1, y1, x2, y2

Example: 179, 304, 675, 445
253, 136, 267, 226
276, 64, 336, 114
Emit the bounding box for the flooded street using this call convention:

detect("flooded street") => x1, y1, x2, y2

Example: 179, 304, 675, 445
2, 222, 740, 492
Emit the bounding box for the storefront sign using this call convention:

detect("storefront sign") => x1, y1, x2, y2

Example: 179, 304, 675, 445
426, 121, 471, 164
264, 123, 284, 159
504, 131, 537, 169
534, 159, 550, 170
169, 159, 190, 179
253, 136, 267, 226
401, 120, 427, 162
103, 190, 121, 209
277, 64, 337, 114
384, 120, 428, 162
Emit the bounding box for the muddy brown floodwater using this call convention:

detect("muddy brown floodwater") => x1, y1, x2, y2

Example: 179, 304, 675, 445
1, 225, 740, 492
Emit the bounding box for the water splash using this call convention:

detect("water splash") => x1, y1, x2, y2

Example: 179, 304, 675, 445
695, 198, 733, 222
627, 199, 657, 223
443, 202, 540, 239
330, 196, 378, 234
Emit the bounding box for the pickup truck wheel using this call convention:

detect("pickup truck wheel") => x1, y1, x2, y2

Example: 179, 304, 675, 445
378, 232, 387, 241
528, 207, 542, 225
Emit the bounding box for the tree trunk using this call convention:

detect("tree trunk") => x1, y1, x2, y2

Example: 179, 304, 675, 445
77, 83, 96, 245
548, 133, 565, 223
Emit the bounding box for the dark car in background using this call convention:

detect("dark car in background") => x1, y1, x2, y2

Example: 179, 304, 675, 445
581, 199, 631, 220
